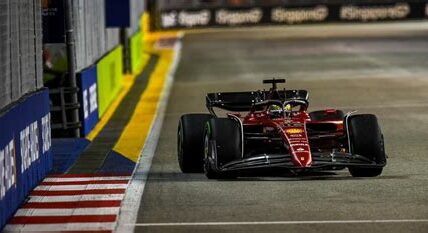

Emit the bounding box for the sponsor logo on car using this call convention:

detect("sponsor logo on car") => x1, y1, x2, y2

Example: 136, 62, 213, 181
286, 128, 304, 134
292, 143, 308, 147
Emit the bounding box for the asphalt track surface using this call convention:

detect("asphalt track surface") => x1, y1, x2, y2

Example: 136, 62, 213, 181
135, 22, 428, 233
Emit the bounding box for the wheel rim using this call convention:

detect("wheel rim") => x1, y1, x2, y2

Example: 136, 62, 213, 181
178, 123, 183, 162
203, 131, 211, 174
204, 133, 209, 160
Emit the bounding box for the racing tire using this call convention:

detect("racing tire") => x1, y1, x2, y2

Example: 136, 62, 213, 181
204, 118, 241, 179
178, 114, 213, 173
310, 110, 344, 121
346, 114, 386, 177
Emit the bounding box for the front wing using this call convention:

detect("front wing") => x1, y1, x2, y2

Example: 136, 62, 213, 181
212, 152, 386, 172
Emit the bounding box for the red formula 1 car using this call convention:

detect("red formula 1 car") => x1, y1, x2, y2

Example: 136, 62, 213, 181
177, 79, 386, 179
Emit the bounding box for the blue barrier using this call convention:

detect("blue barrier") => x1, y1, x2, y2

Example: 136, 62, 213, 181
0, 89, 52, 230
77, 65, 99, 136
51, 138, 91, 174
105, 0, 131, 27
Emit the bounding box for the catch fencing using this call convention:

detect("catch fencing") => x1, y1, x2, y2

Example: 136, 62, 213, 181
72, 0, 120, 72
0, 0, 43, 109
128, 0, 146, 36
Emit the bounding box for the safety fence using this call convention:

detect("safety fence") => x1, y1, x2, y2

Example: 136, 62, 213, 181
0, 2, 51, 231
0, 0, 43, 109
149, 0, 428, 30
0, 0, 148, 230
0, 89, 52, 230
42, 0, 147, 137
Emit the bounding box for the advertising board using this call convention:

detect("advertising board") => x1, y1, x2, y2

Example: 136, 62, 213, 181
154, 1, 428, 30
0, 89, 52, 230
77, 66, 99, 136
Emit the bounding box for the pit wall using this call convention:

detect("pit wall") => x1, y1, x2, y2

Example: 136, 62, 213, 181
77, 28, 149, 137
0, 3, 148, 232
0, 89, 52, 229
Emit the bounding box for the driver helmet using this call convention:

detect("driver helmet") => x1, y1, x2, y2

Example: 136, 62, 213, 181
269, 105, 282, 112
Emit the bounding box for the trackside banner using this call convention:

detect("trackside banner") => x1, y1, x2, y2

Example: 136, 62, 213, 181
0, 89, 52, 230
77, 65, 99, 136
97, 46, 123, 117
154, 1, 428, 30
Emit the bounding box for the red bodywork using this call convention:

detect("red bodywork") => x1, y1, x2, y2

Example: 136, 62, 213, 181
229, 109, 345, 169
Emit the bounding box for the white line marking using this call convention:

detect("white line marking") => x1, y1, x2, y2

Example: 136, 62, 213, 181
3, 222, 116, 232
27, 194, 124, 202
44, 176, 130, 182
34, 184, 128, 191
115, 33, 184, 233
15, 207, 120, 216
128, 219, 428, 227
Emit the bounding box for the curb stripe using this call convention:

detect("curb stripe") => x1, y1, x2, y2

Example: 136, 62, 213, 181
3, 230, 112, 233
41, 180, 129, 185
10, 215, 117, 224
22, 201, 121, 209
27, 194, 124, 202
35, 184, 128, 191
48, 174, 131, 178
3, 223, 115, 232
44, 177, 130, 182
15, 207, 120, 217
6, 175, 130, 232
31, 189, 126, 196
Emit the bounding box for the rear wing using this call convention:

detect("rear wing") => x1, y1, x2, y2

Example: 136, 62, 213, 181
206, 90, 308, 113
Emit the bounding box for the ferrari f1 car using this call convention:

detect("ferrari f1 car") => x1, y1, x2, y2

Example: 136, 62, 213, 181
177, 79, 386, 179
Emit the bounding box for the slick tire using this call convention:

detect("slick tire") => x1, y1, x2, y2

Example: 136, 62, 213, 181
346, 114, 386, 177
204, 118, 241, 179
309, 110, 345, 121
178, 114, 213, 173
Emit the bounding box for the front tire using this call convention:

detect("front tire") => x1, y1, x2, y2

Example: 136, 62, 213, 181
204, 118, 242, 179
346, 114, 386, 177
177, 114, 213, 173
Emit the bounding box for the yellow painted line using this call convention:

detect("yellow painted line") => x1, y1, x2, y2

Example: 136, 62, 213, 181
86, 74, 134, 141
86, 54, 150, 141
142, 13, 180, 42
113, 48, 174, 162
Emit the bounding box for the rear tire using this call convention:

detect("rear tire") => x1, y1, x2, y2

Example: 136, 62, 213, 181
346, 114, 386, 177
310, 110, 344, 121
204, 118, 241, 179
178, 114, 213, 173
